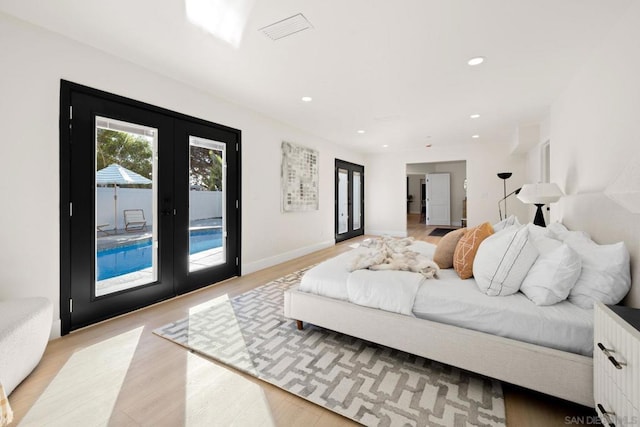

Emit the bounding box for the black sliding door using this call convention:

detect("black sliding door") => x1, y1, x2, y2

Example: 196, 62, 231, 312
335, 159, 364, 242
60, 81, 241, 334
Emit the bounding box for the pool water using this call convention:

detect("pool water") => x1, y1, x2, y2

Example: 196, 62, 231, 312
97, 228, 222, 280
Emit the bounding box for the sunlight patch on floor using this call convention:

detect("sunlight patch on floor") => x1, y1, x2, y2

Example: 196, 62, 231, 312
185, 352, 275, 426
186, 295, 258, 376
19, 328, 143, 427
188, 294, 229, 315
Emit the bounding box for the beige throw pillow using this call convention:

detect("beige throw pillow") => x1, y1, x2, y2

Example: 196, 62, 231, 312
453, 222, 494, 279
433, 228, 466, 269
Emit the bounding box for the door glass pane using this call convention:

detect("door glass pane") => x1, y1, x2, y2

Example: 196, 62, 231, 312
338, 168, 349, 234
189, 136, 226, 271
95, 117, 158, 297
353, 171, 361, 230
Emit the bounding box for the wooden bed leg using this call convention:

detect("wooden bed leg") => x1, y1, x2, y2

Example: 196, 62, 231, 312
296, 320, 304, 330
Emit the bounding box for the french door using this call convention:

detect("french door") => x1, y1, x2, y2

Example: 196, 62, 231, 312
335, 159, 364, 242
173, 120, 240, 293
60, 81, 241, 334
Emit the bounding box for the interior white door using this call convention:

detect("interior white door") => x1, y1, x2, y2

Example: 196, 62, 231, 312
426, 173, 451, 225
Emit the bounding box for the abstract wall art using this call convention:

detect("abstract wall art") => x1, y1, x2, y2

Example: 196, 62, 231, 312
281, 141, 319, 212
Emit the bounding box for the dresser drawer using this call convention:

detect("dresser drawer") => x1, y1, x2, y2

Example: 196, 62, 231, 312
594, 303, 640, 408
595, 361, 639, 426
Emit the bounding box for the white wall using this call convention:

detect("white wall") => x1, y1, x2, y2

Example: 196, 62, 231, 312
0, 13, 363, 336
549, 2, 640, 307
365, 144, 528, 237
523, 117, 553, 225
407, 175, 422, 214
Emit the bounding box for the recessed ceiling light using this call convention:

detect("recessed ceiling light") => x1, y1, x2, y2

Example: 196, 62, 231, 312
467, 56, 485, 66
301, 96, 312, 102
470, 114, 480, 119
382, 144, 389, 148
357, 130, 365, 134
425, 144, 432, 148
472, 134, 480, 139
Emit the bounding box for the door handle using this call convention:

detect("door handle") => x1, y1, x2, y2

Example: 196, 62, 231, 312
161, 197, 173, 216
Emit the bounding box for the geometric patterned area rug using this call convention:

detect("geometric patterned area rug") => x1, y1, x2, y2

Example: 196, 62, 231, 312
154, 268, 506, 427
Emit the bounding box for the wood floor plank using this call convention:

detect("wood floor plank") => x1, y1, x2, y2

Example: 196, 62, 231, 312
8, 217, 595, 426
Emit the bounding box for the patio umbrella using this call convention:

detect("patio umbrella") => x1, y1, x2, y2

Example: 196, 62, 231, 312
96, 164, 152, 231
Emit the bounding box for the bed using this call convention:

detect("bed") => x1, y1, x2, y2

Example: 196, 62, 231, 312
283, 221, 634, 408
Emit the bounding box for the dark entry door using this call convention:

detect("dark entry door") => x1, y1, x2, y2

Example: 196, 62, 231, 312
60, 81, 241, 334
335, 159, 364, 242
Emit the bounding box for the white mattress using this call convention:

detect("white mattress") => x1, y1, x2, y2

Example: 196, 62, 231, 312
299, 242, 594, 356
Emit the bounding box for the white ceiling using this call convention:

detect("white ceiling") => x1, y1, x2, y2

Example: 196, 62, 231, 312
0, 0, 633, 152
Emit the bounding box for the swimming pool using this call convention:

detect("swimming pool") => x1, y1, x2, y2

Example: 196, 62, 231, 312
97, 228, 222, 280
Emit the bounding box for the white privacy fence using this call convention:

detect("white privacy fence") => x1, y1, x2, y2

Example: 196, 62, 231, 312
96, 187, 222, 230
190, 191, 223, 222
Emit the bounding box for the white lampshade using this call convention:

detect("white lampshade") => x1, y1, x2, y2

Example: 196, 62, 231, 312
517, 183, 564, 205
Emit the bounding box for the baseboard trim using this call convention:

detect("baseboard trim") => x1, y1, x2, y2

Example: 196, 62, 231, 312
50, 319, 61, 340
365, 229, 408, 238
242, 239, 335, 275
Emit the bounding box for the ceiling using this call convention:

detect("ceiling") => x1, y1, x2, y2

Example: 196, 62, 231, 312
0, 0, 632, 153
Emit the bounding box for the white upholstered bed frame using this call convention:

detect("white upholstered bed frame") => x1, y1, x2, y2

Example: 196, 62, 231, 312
284, 192, 640, 408
284, 286, 594, 406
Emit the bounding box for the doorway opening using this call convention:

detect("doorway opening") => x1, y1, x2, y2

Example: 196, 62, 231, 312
406, 161, 467, 235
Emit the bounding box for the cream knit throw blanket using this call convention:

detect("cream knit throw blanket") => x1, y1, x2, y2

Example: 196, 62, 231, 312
348, 236, 440, 279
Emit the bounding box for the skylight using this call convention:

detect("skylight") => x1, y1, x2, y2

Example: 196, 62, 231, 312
185, 0, 255, 48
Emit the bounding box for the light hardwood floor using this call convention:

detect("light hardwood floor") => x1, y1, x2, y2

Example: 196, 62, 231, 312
9, 217, 596, 426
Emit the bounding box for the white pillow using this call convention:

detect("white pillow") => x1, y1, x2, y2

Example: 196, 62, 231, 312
547, 223, 631, 308
473, 224, 539, 296
493, 215, 521, 233
547, 222, 593, 244
520, 244, 582, 305
567, 241, 631, 309
546, 222, 568, 237
526, 223, 561, 253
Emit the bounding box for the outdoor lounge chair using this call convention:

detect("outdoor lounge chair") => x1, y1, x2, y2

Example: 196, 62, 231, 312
96, 223, 111, 235
124, 209, 147, 232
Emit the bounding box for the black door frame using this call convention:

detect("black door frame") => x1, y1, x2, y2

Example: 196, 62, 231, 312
335, 159, 365, 242
60, 80, 241, 334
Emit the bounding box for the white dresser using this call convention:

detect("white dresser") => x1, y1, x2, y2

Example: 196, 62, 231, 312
594, 301, 640, 426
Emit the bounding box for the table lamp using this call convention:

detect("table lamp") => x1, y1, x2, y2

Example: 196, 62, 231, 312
517, 183, 564, 227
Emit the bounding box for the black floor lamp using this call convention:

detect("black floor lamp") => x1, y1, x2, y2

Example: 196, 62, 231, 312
497, 172, 512, 220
